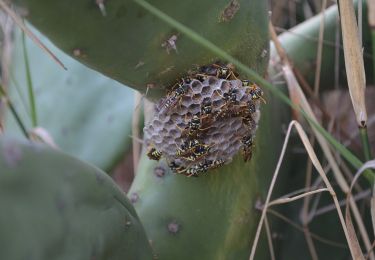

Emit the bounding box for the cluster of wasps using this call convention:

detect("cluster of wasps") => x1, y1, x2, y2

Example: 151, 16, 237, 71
146, 63, 264, 177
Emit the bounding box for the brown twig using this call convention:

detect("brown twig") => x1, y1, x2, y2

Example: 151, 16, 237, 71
0, 0, 67, 70
132, 92, 142, 175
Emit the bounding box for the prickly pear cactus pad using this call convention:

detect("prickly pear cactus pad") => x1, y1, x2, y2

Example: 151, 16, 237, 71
13, 0, 269, 97
144, 63, 263, 176
129, 87, 289, 259
6, 26, 135, 171
0, 136, 152, 260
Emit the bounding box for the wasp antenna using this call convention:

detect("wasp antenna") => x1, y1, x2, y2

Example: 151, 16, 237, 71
259, 96, 267, 104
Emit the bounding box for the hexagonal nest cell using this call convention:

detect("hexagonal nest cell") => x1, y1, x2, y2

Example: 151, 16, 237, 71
144, 64, 264, 177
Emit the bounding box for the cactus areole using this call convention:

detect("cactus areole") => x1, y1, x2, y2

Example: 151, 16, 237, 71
14, 0, 269, 98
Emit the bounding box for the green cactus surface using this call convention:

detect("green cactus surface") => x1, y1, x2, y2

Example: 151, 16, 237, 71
14, 0, 269, 98
129, 88, 289, 259
0, 136, 152, 260
6, 26, 135, 171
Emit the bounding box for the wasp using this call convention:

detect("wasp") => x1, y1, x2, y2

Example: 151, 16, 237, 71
175, 139, 200, 157
210, 159, 225, 169
183, 158, 225, 177
169, 160, 204, 177
185, 164, 204, 177
147, 147, 162, 161
215, 105, 236, 119
234, 100, 257, 117
223, 88, 239, 104
195, 73, 209, 82
201, 99, 213, 115
181, 76, 193, 84
241, 135, 254, 162
195, 63, 238, 81
185, 167, 200, 177
169, 161, 187, 174
215, 99, 246, 119
185, 160, 214, 177
188, 115, 201, 131
212, 63, 238, 80
245, 84, 266, 103
214, 87, 238, 106
242, 114, 254, 127
162, 82, 191, 110
179, 114, 213, 137
226, 108, 245, 119
184, 143, 213, 161
241, 79, 250, 87
188, 159, 225, 176
247, 101, 256, 114
242, 80, 263, 99
227, 100, 256, 117
181, 139, 200, 150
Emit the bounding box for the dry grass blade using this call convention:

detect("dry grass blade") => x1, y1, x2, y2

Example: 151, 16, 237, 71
305, 221, 319, 260
29, 127, 59, 149
369, 0, 375, 28
269, 22, 302, 120
132, 92, 142, 175
267, 188, 329, 207
249, 121, 353, 260
313, 0, 327, 95
345, 208, 365, 260
270, 21, 374, 259
301, 155, 318, 260
358, 0, 363, 46
267, 209, 347, 249
348, 160, 375, 233
338, 0, 367, 126
0, 12, 13, 130
0, 0, 67, 70
264, 216, 276, 260
314, 189, 371, 217
345, 160, 375, 260
285, 62, 374, 259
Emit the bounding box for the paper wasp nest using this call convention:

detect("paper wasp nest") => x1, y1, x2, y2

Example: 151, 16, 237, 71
144, 64, 263, 177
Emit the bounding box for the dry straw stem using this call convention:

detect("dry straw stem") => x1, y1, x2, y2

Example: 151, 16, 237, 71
369, 0, 375, 28
313, 0, 327, 95
267, 208, 347, 249
314, 189, 371, 217
270, 22, 374, 260
132, 91, 142, 175
264, 216, 276, 260
300, 152, 319, 260
29, 127, 58, 149
267, 188, 329, 207
345, 160, 375, 259
0, 0, 66, 70
0, 12, 13, 131
249, 121, 352, 260
338, 0, 367, 126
